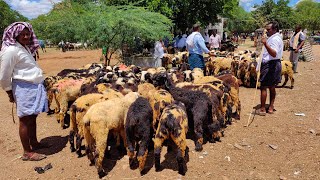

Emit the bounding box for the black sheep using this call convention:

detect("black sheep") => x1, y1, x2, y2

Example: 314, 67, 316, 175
125, 97, 153, 175
152, 73, 216, 151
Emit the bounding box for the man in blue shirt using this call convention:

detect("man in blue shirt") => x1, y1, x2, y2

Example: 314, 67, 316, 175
186, 24, 213, 71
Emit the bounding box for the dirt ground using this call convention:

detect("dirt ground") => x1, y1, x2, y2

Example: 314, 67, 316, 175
0, 41, 319, 180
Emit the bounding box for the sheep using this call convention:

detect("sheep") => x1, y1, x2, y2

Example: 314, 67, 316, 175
175, 82, 229, 128
52, 78, 85, 128
137, 83, 174, 131
154, 101, 189, 175
244, 61, 258, 88
43, 75, 62, 115
237, 59, 250, 85
83, 92, 140, 178
280, 60, 294, 88
69, 89, 124, 156
208, 57, 233, 75
125, 97, 153, 175
152, 73, 219, 151
216, 73, 241, 120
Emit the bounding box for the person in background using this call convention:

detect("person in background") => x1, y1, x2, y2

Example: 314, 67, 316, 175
209, 30, 221, 50
289, 25, 305, 73
177, 34, 187, 52
204, 32, 210, 48
154, 38, 165, 67
39, 40, 46, 53
0, 22, 49, 161
223, 31, 228, 42
186, 23, 214, 72
257, 21, 283, 116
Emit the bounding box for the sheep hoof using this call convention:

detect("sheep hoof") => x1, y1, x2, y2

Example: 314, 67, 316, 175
140, 169, 147, 176
195, 144, 203, 152
155, 166, 161, 172
129, 158, 138, 170
290, 86, 294, 89
178, 169, 186, 176
98, 170, 106, 178
70, 147, 76, 152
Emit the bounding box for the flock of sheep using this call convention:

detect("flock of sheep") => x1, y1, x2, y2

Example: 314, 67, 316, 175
44, 49, 294, 178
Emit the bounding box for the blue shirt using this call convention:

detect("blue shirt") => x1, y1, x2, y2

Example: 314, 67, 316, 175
187, 33, 210, 55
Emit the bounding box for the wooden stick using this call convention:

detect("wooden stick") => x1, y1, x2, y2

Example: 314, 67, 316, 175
245, 29, 267, 127
12, 102, 16, 124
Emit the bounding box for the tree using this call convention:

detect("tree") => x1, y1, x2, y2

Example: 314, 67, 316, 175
294, 0, 320, 31
251, 0, 295, 29
30, 2, 172, 65
0, 1, 28, 35
226, 7, 257, 33
99, 0, 231, 32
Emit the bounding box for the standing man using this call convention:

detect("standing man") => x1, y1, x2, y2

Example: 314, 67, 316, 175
0, 22, 48, 161
289, 25, 305, 73
257, 21, 283, 115
153, 38, 165, 67
186, 24, 213, 71
209, 30, 221, 50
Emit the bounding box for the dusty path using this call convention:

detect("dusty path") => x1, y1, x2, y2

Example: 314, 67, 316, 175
0, 43, 319, 179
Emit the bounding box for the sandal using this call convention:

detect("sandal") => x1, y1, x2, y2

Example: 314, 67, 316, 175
255, 109, 266, 116
267, 108, 276, 114
22, 152, 46, 161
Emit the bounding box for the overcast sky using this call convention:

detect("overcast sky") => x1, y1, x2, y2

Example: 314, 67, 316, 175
4, 0, 320, 19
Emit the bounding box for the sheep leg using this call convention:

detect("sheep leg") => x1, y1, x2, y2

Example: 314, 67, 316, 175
172, 134, 187, 175
154, 135, 166, 172
47, 92, 55, 115
84, 128, 95, 166
234, 100, 241, 120
76, 134, 83, 157
59, 100, 68, 129
193, 112, 204, 152
118, 129, 127, 155
137, 129, 150, 174
290, 75, 294, 89
69, 130, 76, 152
137, 147, 148, 174
95, 130, 109, 178
282, 74, 289, 87
125, 127, 137, 169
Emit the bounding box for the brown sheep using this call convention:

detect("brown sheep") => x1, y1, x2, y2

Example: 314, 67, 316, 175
280, 60, 294, 88
138, 83, 174, 131
154, 101, 189, 175
69, 89, 124, 156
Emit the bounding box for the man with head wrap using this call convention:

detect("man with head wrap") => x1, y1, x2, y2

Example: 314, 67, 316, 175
0, 22, 48, 161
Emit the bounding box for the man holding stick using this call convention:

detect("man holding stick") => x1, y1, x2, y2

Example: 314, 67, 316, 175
256, 21, 283, 116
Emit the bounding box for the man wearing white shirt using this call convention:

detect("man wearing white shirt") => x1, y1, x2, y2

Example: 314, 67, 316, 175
209, 30, 221, 50
0, 22, 48, 161
257, 21, 283, 116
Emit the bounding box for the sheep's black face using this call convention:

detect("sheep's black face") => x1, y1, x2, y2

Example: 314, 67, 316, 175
152, 73, 167, 88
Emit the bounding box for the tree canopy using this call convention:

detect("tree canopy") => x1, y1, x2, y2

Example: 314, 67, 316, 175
0, 1, 28, 35
294, 0, 320, 31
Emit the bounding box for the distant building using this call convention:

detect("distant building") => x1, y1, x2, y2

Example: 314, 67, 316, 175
204, 16, 227, 37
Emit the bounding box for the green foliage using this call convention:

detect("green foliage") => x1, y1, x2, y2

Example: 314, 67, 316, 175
30, 1, 172, 64
99, 0, 230, 32
251, 0, 295, 29
0, 1, 28, 34
225, 6, 257, 33
294, 0, 320, 31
